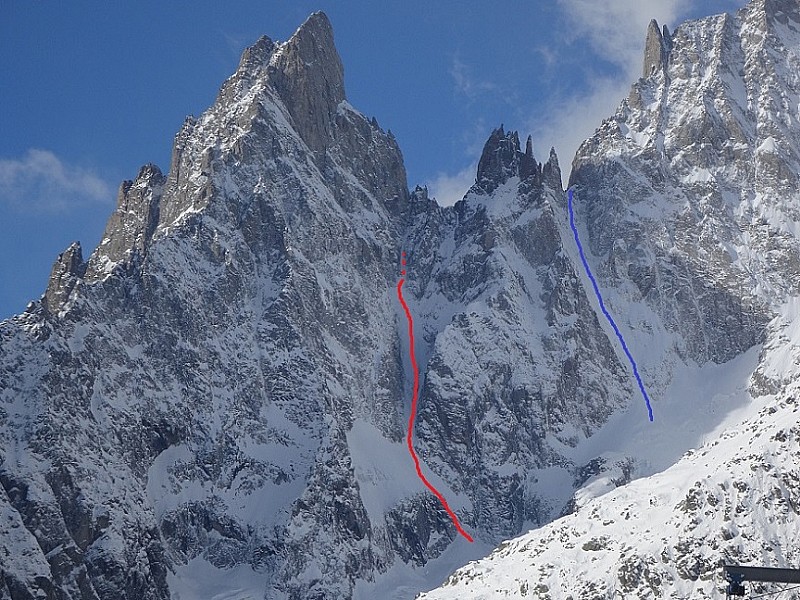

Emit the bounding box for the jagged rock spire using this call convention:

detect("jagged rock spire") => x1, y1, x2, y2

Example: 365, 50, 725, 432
519, 135, 537, 181
44, 242, 85, 314
237, 35, 276, 74
85, 163, 165, 281
643, 19, 671, 78
268, 11, 346, 156
475, 126, 543, 193
543, 147, 562, 190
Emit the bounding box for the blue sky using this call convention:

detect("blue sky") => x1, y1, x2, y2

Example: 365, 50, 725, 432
1, 0, 743, 320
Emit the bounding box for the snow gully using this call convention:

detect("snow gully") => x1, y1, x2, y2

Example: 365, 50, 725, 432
396, 251, 474, 542
568, 189, 655, 422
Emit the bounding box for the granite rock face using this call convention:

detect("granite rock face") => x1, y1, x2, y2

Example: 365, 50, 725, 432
43, 242, 86, 314
2, 13, 409, 600
475, 127, 539, 193
268, 12, 346, 158
572, 0, 800, 366
407, 144, 632, 540
84, 164, 165, 282
642, 19, 671, 78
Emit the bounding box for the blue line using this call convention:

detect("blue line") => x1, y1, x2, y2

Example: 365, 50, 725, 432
568, 189, 654, 422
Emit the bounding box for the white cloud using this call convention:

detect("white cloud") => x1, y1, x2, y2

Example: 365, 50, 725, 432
450, 57, 497, 100
534, 45, 558, 68
529, 76, 631, 187
430, 2, 704, 194
427, 162, 477, 207
558, 0, 691, 77
536, 0, 693, 180
0, 149, 114, 212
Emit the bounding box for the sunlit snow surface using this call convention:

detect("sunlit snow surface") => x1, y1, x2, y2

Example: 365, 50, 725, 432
418, 304, 800, 599
7, 3, 800, 599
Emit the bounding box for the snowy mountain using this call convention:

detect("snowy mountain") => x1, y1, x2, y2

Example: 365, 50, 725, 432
419, 0, 800, 597
2, 1, 800, 599
404, 134, 633, 541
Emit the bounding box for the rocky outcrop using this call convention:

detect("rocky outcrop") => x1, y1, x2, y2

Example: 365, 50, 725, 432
43, 242, 86, 314
85, 164, 164, 281
570, 0, 794, 365
410, 139, 632, 539
642, 19, 671, 78
268, 12, 346, 158
475, 126, 540, 193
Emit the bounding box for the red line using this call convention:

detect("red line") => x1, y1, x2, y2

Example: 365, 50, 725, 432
396, 275, 474, 543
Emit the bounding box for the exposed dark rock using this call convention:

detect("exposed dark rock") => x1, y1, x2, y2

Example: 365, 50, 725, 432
84, 164, 164, 282
475, 126, 543, 194
643, 19, 671, 78
268, 12, 345, 157
43, 242, 86, 314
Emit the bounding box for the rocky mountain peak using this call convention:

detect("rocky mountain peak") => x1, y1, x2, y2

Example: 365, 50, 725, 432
520, 134, 538, 180
411, 184, 430, 202
475, 126, 541, 193
236, 35, 276, 74
643, 19, 671, 78
542, 146, 562, 189
409, 184, 439, 216
84, 162, 165, 282
134, 163, 163, 186
268, 11, 345, 156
